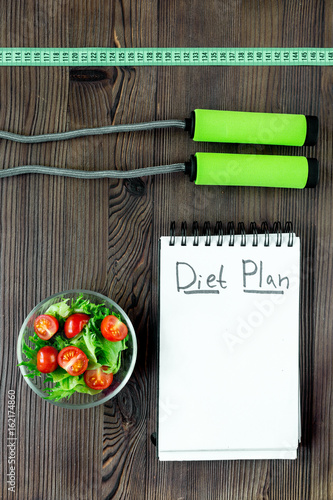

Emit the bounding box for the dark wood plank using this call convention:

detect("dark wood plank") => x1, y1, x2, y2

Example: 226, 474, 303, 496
0, 2, 105, 500
150, 1, 332, 500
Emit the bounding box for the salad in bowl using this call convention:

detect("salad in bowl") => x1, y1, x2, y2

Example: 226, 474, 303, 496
17, 290, 137, 409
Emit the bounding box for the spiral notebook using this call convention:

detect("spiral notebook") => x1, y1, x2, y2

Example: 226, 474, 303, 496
158, 221, 301, 461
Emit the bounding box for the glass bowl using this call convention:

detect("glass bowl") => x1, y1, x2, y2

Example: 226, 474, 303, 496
17, 290, 137, 409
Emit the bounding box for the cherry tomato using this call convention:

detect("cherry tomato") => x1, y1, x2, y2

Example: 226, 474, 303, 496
100, 315, 128, 342
34, 314, 59, 340
64, 313, 90, 339
57, 347, 88, 376
84, 366, 114, 390
36, 346, 59, 373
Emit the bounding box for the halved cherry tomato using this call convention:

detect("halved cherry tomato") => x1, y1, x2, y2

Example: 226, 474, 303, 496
84, 366, 113, 390
64, 313, 90, 339
57, 346, 88, 376
34, 314, 59, 340
100, 315, 128, 342
36, 346, 59, 373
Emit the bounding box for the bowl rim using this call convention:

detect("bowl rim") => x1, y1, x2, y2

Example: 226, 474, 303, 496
17, 289, 138, 409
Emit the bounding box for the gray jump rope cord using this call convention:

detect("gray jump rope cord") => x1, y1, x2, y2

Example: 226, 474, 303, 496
0, 119, 187, 179
0, 163, 186, 179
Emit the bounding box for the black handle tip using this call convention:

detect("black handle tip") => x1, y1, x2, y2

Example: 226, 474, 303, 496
304, 116, 319, 146
184, 155, 197, 182
306, 158, 319, 187
185, 111, 196, 139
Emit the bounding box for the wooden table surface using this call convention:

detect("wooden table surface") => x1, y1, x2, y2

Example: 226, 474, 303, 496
0, 1, 332, 499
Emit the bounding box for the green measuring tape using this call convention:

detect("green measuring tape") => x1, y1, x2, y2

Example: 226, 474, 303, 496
0, 47, 331, 66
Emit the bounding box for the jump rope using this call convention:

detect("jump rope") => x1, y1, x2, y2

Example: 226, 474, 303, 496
0, 109, 319, 188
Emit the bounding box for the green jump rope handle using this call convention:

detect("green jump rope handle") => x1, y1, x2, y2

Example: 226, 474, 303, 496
185, 153, 319, 188
185, 109, 318, 146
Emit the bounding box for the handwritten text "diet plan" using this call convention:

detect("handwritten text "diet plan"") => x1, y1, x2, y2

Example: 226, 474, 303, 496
176, 259, 290, 295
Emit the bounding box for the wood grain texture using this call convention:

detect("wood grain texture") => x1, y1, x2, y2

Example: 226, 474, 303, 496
0, 0, 332, 499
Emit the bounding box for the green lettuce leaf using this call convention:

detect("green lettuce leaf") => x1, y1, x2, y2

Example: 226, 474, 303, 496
52, 333, 69, 352
47, 366, 71, 383
70, 327, 98, 364
44, 373, 101, 401
71, 296, 110, 319
96, 336, 127, 374
45, 298, 71, 320
18, 334, 49, 377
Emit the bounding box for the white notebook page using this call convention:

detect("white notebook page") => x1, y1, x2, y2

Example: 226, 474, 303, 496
158, 233, 300, 460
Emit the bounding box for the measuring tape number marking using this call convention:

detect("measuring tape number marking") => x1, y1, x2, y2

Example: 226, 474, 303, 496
0, 47, 332, 66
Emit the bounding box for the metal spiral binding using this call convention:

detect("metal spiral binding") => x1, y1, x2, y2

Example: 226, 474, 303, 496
273, 221, 282, 246
261, 222, 270, 246
203, 222, 211, 246
181, 221, 187, 246
193, 221, 199, 246
215, 221, 223, 246
285, 221, 294, 246
250, 222, 258, 246
169, 221, 176, 246
227, 222, 235, 246
169, 221, 294, 246
238, 222, 246, 246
